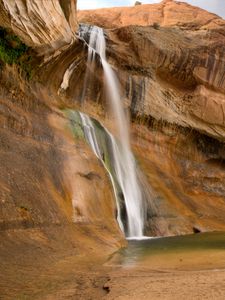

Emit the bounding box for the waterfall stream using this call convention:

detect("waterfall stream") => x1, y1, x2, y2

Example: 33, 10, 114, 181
79, 25, 145, 238
79, 112, 125, 233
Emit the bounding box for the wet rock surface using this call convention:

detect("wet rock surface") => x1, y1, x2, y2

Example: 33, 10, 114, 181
0, 65, 124, 298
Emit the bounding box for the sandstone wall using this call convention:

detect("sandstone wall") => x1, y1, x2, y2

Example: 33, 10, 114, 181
78, 1, 225, 141
0, 0, 78, 55
0, 0, 124, 273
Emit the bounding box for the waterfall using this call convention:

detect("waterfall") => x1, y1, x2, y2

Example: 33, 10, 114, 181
80, 25, 144, 238
78, 112, 125, 233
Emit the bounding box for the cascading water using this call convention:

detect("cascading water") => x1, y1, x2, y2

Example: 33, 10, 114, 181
79, 25, 145, 238
78, 112, 125, 233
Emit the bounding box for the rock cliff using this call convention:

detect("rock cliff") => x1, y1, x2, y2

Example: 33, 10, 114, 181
78, 0, 225, 140
76, 2, 225, 236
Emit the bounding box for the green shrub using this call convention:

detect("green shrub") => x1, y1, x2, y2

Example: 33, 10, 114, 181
0, 27, 28, 65
0, 27, 37, 79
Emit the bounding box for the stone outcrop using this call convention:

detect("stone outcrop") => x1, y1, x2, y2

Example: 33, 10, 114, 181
0, 0, 78, 55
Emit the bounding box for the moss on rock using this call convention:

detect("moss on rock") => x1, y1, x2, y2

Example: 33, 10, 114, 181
0, 27, 39, 79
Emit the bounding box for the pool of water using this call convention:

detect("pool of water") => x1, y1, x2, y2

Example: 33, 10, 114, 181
108, 232, 225, 271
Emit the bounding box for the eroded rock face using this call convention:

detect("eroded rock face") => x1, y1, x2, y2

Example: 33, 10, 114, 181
0, 65, 124, 292
132, 122, 225, 236
0, 3, 125, 298
115, 25, 225, 140
78, 1, 225, 140
0, 0, 78, 55
66, 1, 225, 235
0, 2, 126, 271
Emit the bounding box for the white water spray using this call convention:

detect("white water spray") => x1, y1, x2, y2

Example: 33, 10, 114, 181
80, 25, 144, 238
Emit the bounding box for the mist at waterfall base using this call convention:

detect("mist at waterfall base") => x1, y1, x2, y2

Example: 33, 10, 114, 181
78, 24, 148, 239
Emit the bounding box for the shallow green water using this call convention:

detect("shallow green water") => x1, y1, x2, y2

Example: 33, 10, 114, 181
109, 232, 225, 269
127, 232, 225, 254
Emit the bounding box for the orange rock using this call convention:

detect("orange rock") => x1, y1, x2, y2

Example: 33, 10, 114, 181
0, 0, 78, 55
78, 1, 224, 30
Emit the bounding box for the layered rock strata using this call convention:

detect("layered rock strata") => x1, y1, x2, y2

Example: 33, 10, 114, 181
0, 0, 78, 55
78, 0, 225, 140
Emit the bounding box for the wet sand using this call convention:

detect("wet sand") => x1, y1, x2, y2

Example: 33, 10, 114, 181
104, 232, 225, 299
105, 268, 225, 300
1, 232, 225, 299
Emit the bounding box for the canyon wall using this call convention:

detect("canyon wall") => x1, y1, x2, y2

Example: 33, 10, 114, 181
1, 1, 225, 297
0, 0, 78, 55
77, 1, 225, 236
0, 0, 225, 248
0, 3, 124, 291
79, 0, 225, 140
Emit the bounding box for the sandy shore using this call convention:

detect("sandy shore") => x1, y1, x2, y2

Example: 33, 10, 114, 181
2, 255, 225, 300
105, 268, 225, 300
2, 231, 225, 299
